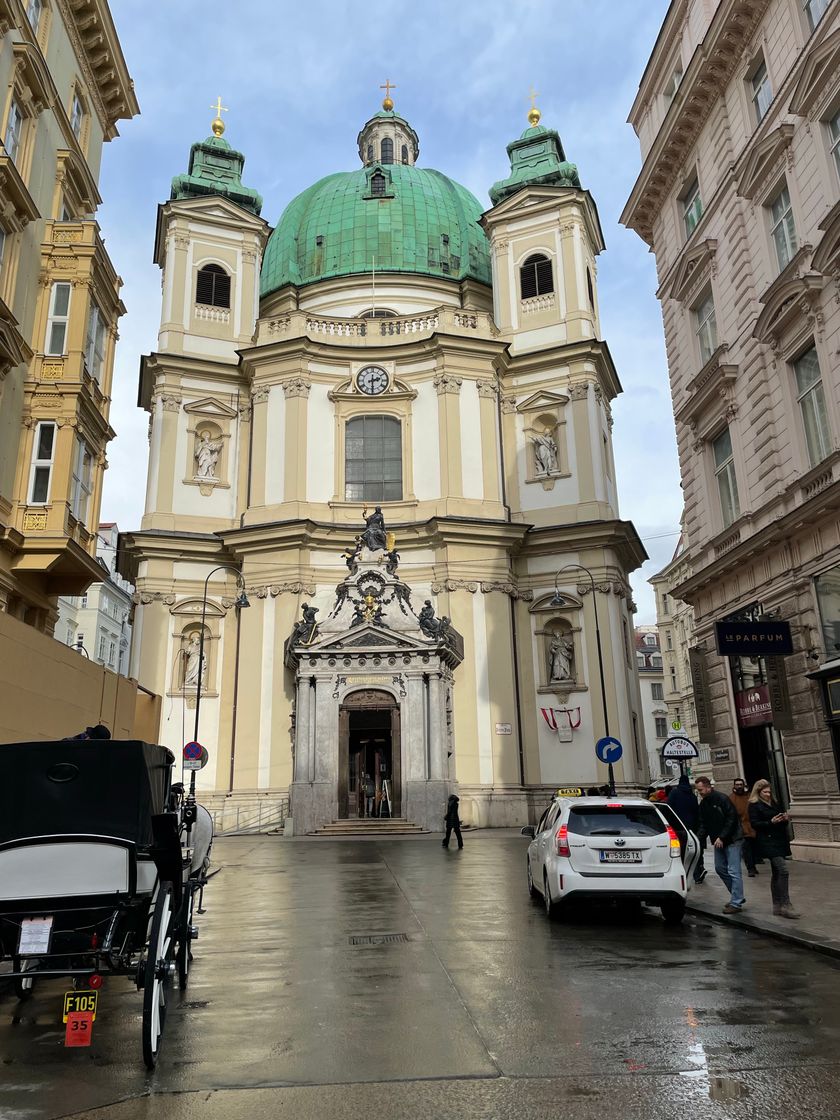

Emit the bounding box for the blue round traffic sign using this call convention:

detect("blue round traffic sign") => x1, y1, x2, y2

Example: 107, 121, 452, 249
183, 741, 202, 761
595, 736, 623, 765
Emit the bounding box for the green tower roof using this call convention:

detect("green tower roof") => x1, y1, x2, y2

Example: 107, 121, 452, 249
489, 120, 581, 205
260, 163, 491, 296
170, 133, 263, 216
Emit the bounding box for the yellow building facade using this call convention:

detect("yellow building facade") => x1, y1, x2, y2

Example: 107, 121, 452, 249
121, 101, 648, 832
0, 0, 137, 628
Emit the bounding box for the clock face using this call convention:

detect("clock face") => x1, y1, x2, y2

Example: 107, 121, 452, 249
357, 366, 389, 395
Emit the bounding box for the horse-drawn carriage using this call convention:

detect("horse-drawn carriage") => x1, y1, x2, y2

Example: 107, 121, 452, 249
0, 739, 212, 1068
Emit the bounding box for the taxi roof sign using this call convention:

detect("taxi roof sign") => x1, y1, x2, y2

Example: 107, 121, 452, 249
556, 786, 583, 798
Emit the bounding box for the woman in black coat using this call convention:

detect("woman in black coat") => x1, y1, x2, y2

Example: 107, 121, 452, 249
443, 794, 463, 850
748, 780, 799, 919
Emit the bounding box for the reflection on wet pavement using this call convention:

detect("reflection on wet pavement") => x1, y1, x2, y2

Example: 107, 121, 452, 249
1, 835, 839, 1119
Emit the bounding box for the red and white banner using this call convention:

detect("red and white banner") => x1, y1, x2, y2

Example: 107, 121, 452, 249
540, 707, 582, 739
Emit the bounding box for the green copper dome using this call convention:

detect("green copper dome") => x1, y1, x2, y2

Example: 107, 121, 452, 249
260, 163, 491, 296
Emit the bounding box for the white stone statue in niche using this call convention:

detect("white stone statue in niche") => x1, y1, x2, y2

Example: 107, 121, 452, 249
548, 633, 574, 682
194, 430, 223, 480
533, 431, 558, 475
183, 632, 208, 688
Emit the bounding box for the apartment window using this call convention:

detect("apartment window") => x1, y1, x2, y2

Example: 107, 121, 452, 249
664, 63, 683, 106
70, 437, 93, 523
0, 229, 5, 272
97, 633, 107, 662
794, 347, 831, 468
108, 640, 116, 669
750, 59, 773, 123
829, 109, 840, 184
84, 299, 107, 381
26, 0, 42, 30
344, 415, 402, 502
670, 666, 678, 691
644, 633, 656, 646
45, 282, 71, 354
652, 683, 664, 701
70, 92, 84, 141
694, 290, 718, 364
661, 593, 669, 615
655, 716, 668, 738
652, 654, 663, 668
28, 422, 56, 504
519, 254, 554, 299
195, 264, 230, 308
804, 0, 830, 31
713, 427, 740, 528
681, 177, 703, 239
666, 631, 673, 650
3, 99, 23, 164
769, 184, 797, 271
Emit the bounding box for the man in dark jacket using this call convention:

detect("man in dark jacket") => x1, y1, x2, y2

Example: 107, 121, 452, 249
442, 794, 463, 850
667, 775, 706, 883
695, 776, 745, 913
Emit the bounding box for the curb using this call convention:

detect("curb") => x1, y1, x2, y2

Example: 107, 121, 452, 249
686, 901, 840, 961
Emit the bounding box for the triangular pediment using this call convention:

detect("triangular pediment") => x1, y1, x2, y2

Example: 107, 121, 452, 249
516, 389, 570, 414
735, 124, 794, 201
790, 29, 840, 117
307, 623, 431, 653
165, 192, 267, 229
660, 239, 717, 303
183, 397, 239, 419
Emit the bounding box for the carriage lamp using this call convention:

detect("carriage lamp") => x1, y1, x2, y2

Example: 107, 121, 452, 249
235, 588, 250, 610
193, 564, 248, 745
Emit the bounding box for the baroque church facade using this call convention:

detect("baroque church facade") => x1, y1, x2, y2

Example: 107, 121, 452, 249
120, 95, 647, 832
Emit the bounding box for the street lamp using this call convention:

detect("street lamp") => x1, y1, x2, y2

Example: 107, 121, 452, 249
193, 565, 249, 746
551, 563, 614, 795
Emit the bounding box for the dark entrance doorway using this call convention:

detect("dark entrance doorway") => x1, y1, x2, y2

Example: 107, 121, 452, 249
338, 689, 400, 819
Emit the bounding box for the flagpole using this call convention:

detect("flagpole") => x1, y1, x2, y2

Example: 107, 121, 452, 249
372, 255, 376, 317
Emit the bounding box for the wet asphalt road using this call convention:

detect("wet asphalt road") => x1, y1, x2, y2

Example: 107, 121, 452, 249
2, 834, 840, 1120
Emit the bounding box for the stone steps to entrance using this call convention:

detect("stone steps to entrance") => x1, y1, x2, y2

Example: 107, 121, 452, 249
310, 817, 428, 836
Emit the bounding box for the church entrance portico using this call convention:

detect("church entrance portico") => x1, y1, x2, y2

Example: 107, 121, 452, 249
339, 689, 400, 819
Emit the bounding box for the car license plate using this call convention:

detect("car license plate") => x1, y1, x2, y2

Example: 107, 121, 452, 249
599, 850, 642, 863
63, 990, 98, 1023
18, 916, 53, 955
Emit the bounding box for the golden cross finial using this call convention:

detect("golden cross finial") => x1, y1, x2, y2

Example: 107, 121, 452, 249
380, 79, 396, 111
527, 86, 541, 128
210, 95, 228, 137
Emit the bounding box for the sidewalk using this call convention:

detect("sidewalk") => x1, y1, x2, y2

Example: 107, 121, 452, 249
687, 858, 840, 959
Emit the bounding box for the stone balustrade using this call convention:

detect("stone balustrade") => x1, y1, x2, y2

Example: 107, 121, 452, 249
257, 306, 494, 345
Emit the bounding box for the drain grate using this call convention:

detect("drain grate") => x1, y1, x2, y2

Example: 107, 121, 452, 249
349, 933, 410, 946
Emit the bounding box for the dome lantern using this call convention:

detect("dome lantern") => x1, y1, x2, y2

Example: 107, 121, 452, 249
356, 85, 419, 168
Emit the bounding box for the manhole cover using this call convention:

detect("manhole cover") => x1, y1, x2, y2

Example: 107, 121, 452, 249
349, 933, 410, 946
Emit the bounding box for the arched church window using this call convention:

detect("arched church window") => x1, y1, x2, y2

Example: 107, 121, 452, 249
366, 142, 374, 163
345, 415, 402, 502
196, 263, 231, 309
371, 172, 386, 197
360, 308, 397, 318
381, 137, 394, 164
587, 267, 595, 310
401, 144, 409, 164
519, 254, 554, 300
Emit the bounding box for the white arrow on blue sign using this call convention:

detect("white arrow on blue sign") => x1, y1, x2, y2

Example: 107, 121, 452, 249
595, 736, 623, 765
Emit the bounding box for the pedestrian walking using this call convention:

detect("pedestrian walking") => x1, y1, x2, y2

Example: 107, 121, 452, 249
363, 774, 375, 818
667, 774, 707, 883
748, 780, 799, 919
442, 794, 463, 850
694, 776, 745, 914
729, 777, 758, 877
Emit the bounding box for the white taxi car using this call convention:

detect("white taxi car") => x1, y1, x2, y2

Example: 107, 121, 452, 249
522, 792, 699, 924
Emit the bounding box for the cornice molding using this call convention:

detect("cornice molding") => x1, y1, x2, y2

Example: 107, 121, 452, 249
56, 0, 139, 138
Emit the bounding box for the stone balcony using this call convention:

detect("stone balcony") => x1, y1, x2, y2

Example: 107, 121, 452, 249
257, 306, 497, 347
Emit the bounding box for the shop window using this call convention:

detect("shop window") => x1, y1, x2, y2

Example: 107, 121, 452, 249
815, 566, 840, 655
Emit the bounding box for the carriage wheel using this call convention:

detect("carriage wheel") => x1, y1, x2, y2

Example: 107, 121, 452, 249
142, 882, 174, 1069
12, 956, 35, 1001
176, 884, 195, 991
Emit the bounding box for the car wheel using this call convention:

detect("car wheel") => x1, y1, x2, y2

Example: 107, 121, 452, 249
543, 872, 560, 920
661, 898, 686, 925
527, 858, 540, 900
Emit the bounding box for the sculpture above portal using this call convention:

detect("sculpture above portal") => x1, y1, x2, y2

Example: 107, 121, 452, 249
360, 505, 388, 552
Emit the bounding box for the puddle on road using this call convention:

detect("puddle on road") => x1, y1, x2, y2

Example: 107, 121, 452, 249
681, 1070, 750, 1103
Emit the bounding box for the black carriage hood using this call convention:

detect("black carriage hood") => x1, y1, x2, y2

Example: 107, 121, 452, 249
0, 740, 175, 847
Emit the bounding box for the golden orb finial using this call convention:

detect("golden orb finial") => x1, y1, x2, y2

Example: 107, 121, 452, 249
210, 95, 228, 137
527, 86, 541, 128
380, 78, 396, 112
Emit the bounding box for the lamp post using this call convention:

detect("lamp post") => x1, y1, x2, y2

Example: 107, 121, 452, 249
193, 565, 249, 746
551, 563, 614, 795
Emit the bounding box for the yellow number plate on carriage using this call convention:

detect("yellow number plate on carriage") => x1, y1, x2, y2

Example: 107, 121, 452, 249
63, 990, 98, 1023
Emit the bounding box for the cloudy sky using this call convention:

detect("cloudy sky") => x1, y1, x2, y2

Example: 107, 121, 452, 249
99, 0, 675, 623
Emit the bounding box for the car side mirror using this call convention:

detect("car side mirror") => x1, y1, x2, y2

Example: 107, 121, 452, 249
520, 825, 535, 839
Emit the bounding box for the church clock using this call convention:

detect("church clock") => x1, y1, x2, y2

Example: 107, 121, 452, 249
356, 366, 389, 395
